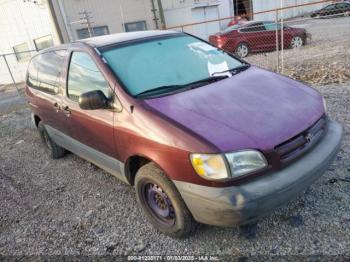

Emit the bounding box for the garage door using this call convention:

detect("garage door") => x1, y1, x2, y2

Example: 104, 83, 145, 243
191, 6, 220, 40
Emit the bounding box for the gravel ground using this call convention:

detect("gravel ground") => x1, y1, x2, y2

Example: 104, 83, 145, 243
0, 83, 349, 258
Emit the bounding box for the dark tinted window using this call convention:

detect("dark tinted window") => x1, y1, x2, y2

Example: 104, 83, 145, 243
337, 3, 350, 8
67, 52, 111, 102
264, 22, 282, 31
124, 21, 147, 32
324, 4, 336, 10
77, 26, 109, 40
26, 56, 39, 88
27, 50, 66, 94
240, 22, 265, 32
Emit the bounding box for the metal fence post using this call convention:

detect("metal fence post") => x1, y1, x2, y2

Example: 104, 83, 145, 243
2, 55, 20, 96
280, 0, 284, 74
275, 9, 280, 73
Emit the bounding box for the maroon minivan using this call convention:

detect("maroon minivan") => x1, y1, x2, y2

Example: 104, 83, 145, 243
26, 31, 343, 237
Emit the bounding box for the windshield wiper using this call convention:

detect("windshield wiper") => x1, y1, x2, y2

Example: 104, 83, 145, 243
135, 75, 228, 98
211, 64, 250, 76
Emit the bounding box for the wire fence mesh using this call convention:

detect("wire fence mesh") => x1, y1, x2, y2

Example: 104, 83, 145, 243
168, 0, 350, 85
0, 50, 39, 113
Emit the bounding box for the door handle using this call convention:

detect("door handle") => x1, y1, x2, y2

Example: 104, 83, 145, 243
62, 105, 71, 117
53, 102, 60, 112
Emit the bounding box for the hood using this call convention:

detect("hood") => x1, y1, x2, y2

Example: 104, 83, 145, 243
144, 66, 324, 153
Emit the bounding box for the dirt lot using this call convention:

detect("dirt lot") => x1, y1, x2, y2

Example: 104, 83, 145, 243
0, 82, 349, 257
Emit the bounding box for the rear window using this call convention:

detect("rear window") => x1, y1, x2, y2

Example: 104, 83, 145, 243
222, 24, 241, 33
27, 50, 67, 94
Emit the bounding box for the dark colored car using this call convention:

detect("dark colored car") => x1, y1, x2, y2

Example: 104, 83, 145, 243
26, 31, 342, 237
209, 21, 310, 58
311, 2, 350, 18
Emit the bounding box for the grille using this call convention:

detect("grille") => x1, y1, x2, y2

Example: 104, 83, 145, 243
275, 116, 327, 163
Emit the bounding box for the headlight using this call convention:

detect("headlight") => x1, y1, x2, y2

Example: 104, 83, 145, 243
190, 154, 229, 180
190, 150, 268, 180
225, 150, 267, 177
322, 97, 327, 114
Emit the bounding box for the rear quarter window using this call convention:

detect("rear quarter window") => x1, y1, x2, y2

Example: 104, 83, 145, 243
27, 50, 67, 95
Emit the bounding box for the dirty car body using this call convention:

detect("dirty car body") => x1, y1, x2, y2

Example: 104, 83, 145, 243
25, 30, 342, 235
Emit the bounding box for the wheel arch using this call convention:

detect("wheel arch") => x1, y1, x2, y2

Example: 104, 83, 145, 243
32, 114, 41, 127
124, 154, 167, 185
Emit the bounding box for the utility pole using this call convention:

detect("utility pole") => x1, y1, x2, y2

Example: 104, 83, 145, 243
157, 0, 166, 29
78, 10, 94, 37
150, 0, 159, 29
280, 0, 284, 74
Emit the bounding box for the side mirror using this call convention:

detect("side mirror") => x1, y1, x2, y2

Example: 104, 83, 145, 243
78, 90, 108, 110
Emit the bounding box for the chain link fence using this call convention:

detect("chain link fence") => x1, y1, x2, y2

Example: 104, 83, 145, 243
168, 0, 350, 85
0, 50, 38, 113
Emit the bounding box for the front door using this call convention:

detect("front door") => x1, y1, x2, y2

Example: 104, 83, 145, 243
62, 51, 116, 158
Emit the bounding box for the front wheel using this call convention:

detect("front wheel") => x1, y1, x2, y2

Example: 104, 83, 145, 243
135, 163, 197, 238
290, 36, 304, 49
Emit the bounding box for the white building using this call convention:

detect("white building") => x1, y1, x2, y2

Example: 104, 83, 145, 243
163, 0, 329, 38
0, 0, 60, 84
50, 0, 162, 43
162, 0, 232, 39
252, 0, 328, 21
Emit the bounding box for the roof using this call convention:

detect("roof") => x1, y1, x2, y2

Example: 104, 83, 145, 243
35, 30, 182, 55
78, 30, 181, 48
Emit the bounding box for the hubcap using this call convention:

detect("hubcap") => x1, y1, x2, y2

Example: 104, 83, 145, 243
291, 37, 303, 48
143, 183, 175, 224
237, 44, 248, 57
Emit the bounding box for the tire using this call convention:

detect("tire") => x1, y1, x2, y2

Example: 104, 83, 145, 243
38, 122, 66, 159
290, 36, 304, 49
235, 42, 249, 58
135, 162, 197, 238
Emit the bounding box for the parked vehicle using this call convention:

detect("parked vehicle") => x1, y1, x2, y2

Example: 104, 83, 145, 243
209, 21, 311, 58
311, 2, 350, 18
26, 31, 342, 237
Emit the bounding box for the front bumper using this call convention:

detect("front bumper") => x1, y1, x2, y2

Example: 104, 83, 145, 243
174, 120, 343, 227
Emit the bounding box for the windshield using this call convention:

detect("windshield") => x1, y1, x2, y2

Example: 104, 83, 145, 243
101, 34, 243, 97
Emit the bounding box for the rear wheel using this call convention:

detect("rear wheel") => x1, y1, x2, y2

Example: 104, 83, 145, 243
38, 122, 66, 159
235, 43, 249, 58
135, 163, 197, 237
290, 36, 303, 49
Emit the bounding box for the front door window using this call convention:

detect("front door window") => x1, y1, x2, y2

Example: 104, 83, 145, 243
67, 52, 112, 102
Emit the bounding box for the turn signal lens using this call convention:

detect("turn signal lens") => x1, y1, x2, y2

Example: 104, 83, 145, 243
190, 154, 229, 180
